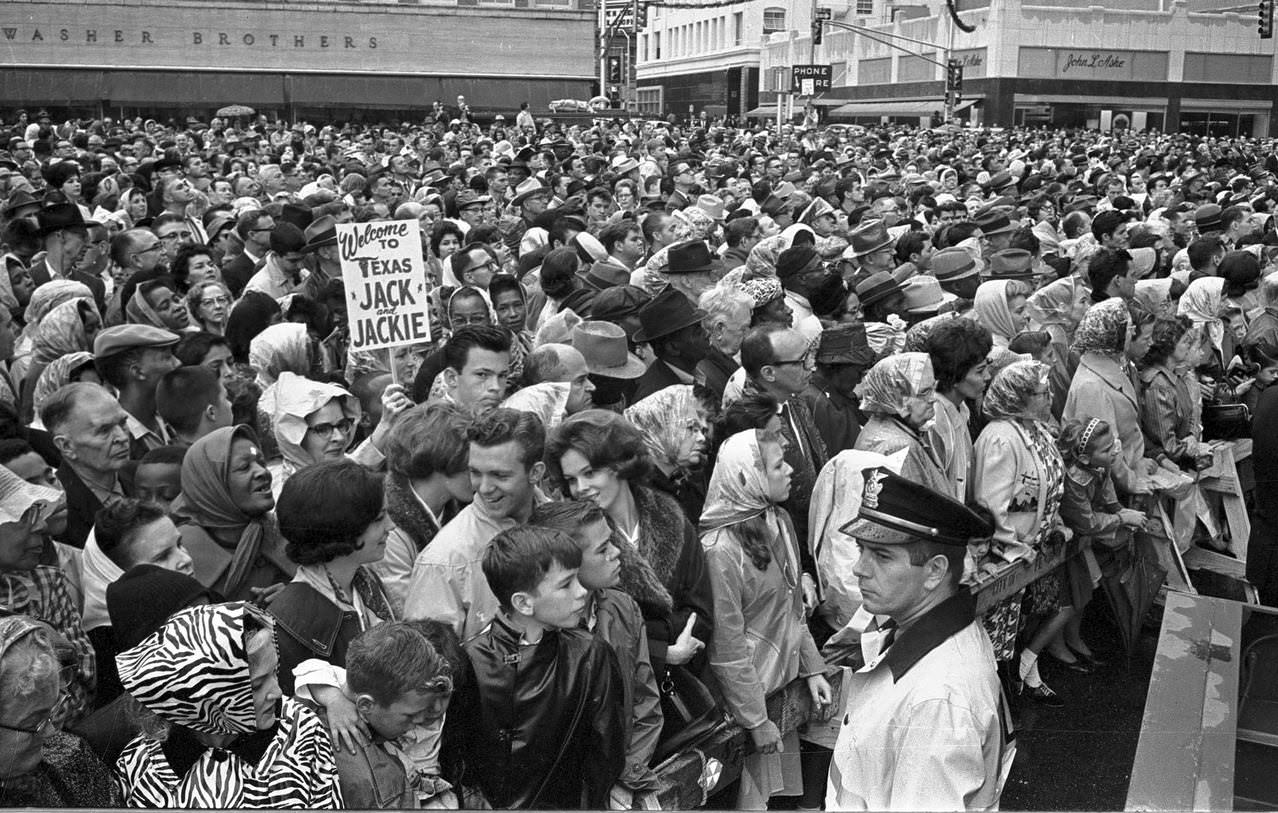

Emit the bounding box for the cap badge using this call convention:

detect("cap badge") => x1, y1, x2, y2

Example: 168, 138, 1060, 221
863, 469, 886, 509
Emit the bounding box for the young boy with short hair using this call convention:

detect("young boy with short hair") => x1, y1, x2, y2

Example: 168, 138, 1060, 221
446, 525, 626, 809
531, 500, 663, 806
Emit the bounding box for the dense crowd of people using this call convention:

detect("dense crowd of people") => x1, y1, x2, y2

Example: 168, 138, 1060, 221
0, 103, 1276, 809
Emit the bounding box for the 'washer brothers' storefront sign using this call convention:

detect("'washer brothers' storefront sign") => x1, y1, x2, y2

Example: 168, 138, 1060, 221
1, 26, 378, 48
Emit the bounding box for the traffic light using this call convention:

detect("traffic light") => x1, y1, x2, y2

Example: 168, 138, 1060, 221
1261, 0, 1273, 38
946, 59, 963, 97
635, 3, 647, 29
607, 56, 623, 84
812, 18, 823, 45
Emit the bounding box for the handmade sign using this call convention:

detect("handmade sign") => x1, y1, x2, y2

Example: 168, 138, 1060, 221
338, 220, 432, 352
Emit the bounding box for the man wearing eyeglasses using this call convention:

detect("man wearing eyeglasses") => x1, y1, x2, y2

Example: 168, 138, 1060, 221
223, 210, 274, 298
739, 325, 829, 601
156, 177, 207, 244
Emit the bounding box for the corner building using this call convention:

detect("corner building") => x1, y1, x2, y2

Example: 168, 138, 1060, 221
754, 0, 1277, 135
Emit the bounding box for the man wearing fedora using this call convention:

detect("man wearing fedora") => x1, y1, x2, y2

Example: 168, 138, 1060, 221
843, 220, 895, 284
931, 247, 982, 306
630, 287, 711, 403
570, 320, 646, 411
801, 322, 874, 454
298, 215, 340, 301
826, 468, 1008, 812
974, 211, 1019, 259
30, 202, 89, 286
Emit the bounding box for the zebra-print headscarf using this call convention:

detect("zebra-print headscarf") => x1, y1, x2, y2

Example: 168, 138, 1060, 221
116, 603, 271, 737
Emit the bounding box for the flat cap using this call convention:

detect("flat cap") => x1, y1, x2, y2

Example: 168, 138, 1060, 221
93, 324, 180, 358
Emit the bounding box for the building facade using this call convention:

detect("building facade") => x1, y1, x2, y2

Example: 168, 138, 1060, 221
757, 0, 1278, 135
633, 2, 766, 119
1, 0, 595, 120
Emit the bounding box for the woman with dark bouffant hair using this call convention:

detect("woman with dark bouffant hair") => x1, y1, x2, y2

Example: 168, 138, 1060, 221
547, 409, 714, 682
268, 458, 395, 695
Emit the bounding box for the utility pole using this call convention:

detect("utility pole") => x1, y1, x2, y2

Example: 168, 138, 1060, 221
598, 0, 608, 97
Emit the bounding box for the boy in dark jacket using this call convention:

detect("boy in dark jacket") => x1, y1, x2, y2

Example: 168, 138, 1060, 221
446, 524, 626, 809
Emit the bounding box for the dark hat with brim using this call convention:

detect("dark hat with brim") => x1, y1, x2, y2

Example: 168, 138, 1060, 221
666, 240, 721, 275
35, 202, 87, 236
633, 286, 705, 344
839, 467, 993, 547
578, 260, 631, 291
816, 322, 876, 366
3, 190, 41, 217
987, 248, 1036, 280
854, 270, 904, 309
300, 214, 339, 253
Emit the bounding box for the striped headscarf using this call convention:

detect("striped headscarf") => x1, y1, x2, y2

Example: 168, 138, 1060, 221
116, 602, 270, 737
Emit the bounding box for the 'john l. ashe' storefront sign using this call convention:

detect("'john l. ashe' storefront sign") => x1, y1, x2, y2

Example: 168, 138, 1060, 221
1018, 46, 1169, 82
1, 26, 378, 48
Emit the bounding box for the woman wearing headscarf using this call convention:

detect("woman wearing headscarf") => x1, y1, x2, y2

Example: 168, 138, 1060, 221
699, 429, 831, 810
972, 279, 1031, 348
114, 603, 343, 808
249, 322, 314, 390
851, 352, 950, 495
1026, 276, 1089, 352
125, 277, 191, 333
14, 280, 92, 380
19, 297, 100, 422
0, 468, 96, 723
170, 425, 295, 604
1065, 298, 1172, 496
268, 460, 395, 695
1177, 275, 1233, 377
258, 372, 391, 498
973, 360, 1071, 706
30, 352, 97, 427
624, 384, 710, 522
0, 616, 119, 807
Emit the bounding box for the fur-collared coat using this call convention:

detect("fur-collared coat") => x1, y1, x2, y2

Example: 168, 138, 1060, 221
614, 484, 715, 674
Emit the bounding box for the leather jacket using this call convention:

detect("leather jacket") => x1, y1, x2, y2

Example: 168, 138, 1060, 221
447, 614, 626, 809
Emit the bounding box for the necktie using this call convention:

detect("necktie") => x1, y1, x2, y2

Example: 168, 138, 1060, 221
879, 619, 898, 652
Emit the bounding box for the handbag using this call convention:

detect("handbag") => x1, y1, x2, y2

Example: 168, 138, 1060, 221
1202, 402, 1251, 440
653, 664, 724, 763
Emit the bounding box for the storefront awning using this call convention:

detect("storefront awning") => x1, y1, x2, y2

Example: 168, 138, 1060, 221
289, 75, 589, 110
742, 97, 846, 117
106, 71, 285, 106
0, 69, 106, 105
831, 99, 976, 117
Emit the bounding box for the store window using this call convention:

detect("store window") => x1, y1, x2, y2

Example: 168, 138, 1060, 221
636, 87, 663, 116
763, 7, 786, 33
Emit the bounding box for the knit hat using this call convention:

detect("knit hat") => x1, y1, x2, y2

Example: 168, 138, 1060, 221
107, 564, 223, 650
